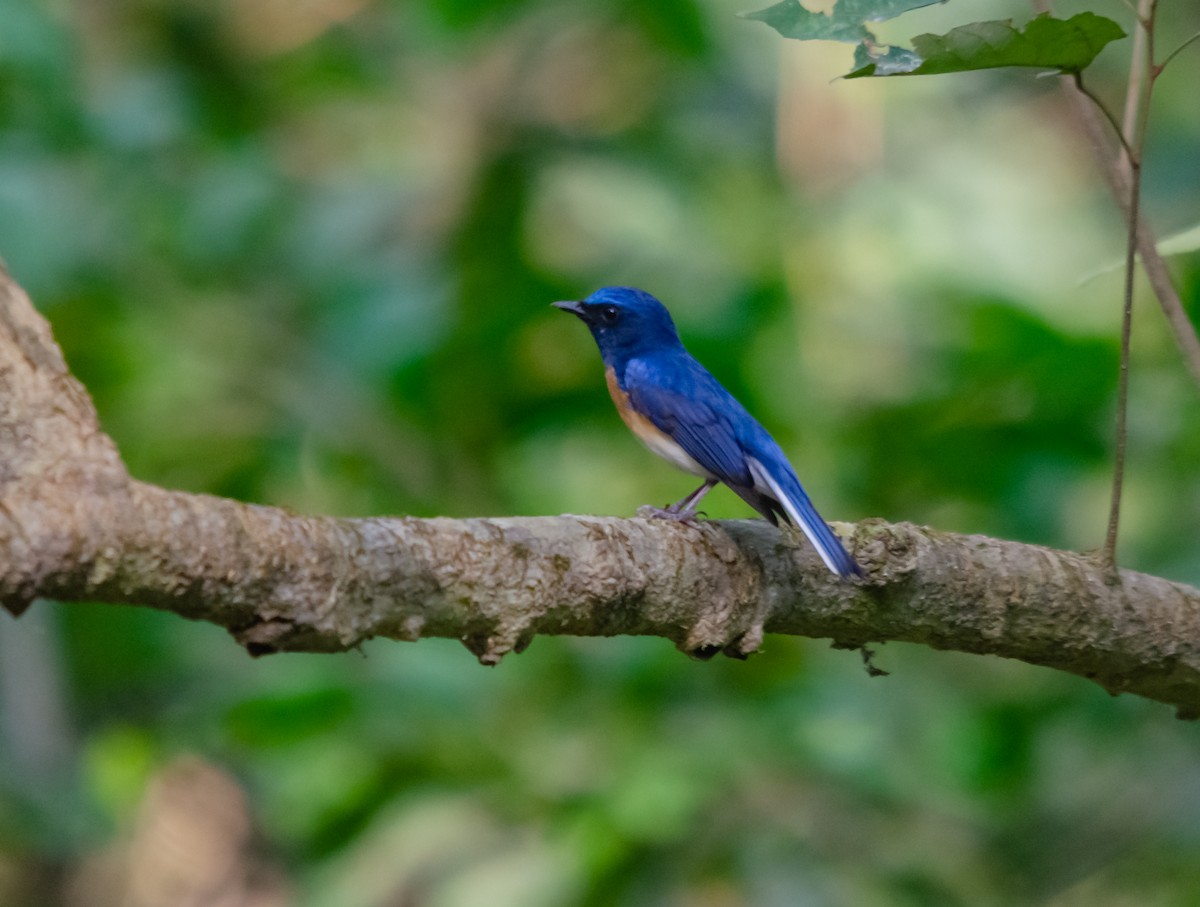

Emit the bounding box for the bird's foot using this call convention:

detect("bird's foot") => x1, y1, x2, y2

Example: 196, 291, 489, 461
637, 504, 706, 526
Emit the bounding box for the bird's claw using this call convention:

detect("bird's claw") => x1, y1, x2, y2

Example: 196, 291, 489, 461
638, 504, 704, 526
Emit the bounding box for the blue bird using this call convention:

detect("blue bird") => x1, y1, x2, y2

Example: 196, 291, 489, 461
554, 286, 861, 579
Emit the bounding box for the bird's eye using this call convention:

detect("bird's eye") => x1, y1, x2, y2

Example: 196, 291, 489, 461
599, 305, 619, 324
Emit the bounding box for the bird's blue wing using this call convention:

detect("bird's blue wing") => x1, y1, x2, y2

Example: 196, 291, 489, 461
622, 356, 754, 487
624, 355, 861, 578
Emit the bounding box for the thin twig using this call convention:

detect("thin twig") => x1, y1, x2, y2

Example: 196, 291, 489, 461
1103, 0, 1156, 570
1118, 4, 1151, 182
1060, 83, 1200, 386
1156, 30, 1200, 75
1033, 0, 1200, 389
1071, 72, 1133, 159
1106, 157, 1138, 569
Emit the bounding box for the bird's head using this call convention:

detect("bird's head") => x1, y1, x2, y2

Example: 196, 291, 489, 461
553, 287, 682, 361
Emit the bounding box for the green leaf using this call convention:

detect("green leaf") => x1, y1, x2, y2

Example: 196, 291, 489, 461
851, 41, 920, 75
1147, 222, 1200, 259
743, 0, 947, 44
846, 12, 1125, 78
225, 687, 356, 749
1079, 222, 1200, 284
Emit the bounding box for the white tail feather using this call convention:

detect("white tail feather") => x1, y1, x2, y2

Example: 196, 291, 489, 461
747, 457, 843, 575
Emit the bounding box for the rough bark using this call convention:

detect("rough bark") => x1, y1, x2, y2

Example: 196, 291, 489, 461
2, 268, 1199, 716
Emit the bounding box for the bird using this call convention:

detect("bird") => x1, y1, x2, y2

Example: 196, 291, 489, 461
554, 286, 861, 579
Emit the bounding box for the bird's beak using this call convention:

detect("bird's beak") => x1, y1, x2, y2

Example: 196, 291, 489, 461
552, 300, 586, 318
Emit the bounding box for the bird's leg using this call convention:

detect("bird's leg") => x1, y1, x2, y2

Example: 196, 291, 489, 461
638, 479, 718, 524
672, 479, 717, 514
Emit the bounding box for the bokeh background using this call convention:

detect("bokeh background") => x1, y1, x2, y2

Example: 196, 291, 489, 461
2, 0, 1200, 904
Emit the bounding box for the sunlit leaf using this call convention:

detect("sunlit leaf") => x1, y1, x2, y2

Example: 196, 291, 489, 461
846, 12, 1125, 78
1157, 222, 1200, 257
743, 0, 946, 44
1079, 222, 1200, 284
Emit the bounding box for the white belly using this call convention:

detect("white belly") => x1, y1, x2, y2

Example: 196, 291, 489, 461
606, 365, 716, 479
636, 426, 715, 478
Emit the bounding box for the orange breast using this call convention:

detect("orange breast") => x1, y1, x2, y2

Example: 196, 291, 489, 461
606, 366, 658, 438
605, 366, 714, 478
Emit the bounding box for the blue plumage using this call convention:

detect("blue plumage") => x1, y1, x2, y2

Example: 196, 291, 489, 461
554, 286, 861, 579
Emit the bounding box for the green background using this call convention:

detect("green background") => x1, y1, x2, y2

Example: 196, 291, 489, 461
2, 0, 1199, 903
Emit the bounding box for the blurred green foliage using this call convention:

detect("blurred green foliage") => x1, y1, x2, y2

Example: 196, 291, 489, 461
2, 0, 1200, 904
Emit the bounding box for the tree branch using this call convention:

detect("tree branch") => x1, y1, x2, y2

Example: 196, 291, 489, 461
3, 269, 1200, 716
1032, 0, 1200, 388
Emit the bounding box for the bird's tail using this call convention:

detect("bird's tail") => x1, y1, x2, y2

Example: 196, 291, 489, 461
748, 458, 862, 579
